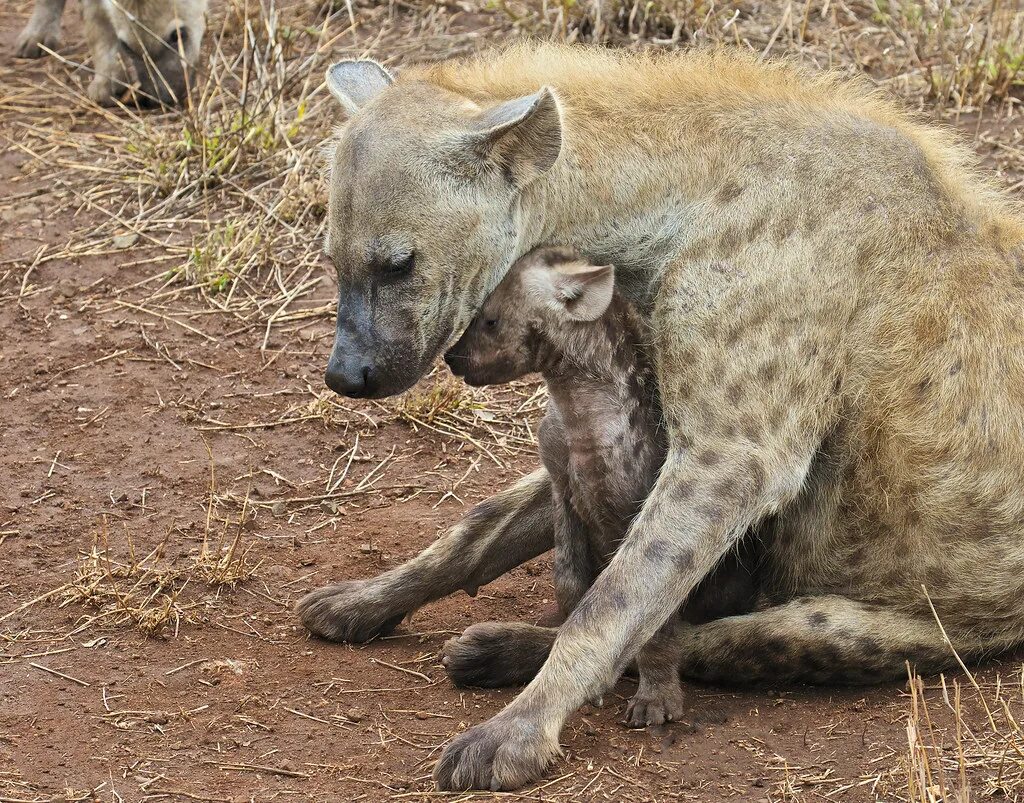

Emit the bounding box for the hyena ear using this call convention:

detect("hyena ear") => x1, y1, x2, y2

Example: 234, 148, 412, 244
326, 60, 394, 116
469, 87, 563, 186
530, 261, 615, 322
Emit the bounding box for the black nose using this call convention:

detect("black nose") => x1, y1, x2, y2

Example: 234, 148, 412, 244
325, 362, 377, 398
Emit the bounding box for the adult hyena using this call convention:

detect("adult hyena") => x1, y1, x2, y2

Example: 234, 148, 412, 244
297, 44, 1024, 791
15, 0, 206, 106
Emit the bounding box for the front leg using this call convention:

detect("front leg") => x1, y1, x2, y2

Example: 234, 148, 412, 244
434, 257, 842, 790
82, 1, 127, 105
15, 0, 67, 58
434, 451, 772, 790
298, 468, 554, 641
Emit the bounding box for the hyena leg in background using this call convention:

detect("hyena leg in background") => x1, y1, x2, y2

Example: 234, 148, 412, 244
297, 468, 555, 642
82, 1, 127, 105
675, 594, 1001, 684
441, 476, 591, 688
15, 0, 67, 58
440, 533, 763, 691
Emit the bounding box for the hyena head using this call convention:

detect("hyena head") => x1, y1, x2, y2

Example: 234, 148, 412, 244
444, 246, 615, 386
321, 60, 563, 398
119, 1, 206, 106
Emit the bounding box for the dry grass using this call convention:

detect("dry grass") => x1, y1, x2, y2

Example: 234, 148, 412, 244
899, 665, 1024, 802
59, 511, 258, 638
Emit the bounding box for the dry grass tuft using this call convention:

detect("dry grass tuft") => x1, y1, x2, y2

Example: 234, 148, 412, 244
875, 0, 1024, 110
396, 374, 479, 426
60, 518, 258, 638
900, 663, 1024, 803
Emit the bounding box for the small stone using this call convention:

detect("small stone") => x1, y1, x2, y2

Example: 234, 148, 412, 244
112, 232, 139, 249
345, 707, 365, 723
414, 711, 431, 720
358, 543, 374, 554
270, 501, 287, 516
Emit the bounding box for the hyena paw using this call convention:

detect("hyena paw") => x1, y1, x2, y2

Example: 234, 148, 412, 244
87, 77, 116, 106
624, 679, 686, 728
295, 580, 406, 643
433, 712, 561, 791
441, 622, 553, 688
15, 25, 60, 58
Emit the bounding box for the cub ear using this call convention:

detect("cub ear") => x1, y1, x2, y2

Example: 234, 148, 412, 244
529, 259, 615, 322
469, 87, 562, 187
326, 60, 394, 116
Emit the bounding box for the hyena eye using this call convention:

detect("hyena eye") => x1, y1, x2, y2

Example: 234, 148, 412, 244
484, 318, 498, 330
380, 251, 415, 280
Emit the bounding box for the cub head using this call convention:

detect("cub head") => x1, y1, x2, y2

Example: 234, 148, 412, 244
444, 246, 615, 386
321, 59, 564, 398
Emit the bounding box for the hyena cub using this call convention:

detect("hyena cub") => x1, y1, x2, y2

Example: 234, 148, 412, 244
446, 247, 758, 726
15, 0, 207, 106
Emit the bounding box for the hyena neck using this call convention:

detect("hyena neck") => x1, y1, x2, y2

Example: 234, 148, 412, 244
523, 163, 709, 313
540, 294, 657, 421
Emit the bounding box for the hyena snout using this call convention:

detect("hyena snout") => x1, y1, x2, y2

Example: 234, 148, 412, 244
325, 340, 378, 399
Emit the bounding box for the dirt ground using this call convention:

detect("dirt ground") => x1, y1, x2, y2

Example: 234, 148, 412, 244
3, 1, 1024, 802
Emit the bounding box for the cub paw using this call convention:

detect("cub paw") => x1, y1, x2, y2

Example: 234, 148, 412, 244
624, 680, 686, 728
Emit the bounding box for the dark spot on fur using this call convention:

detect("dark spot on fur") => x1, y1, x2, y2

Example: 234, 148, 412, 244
697, 449, 722, 467
716, 181, 744, 204
808, 611, 828, 629
853, 636, 882, 657
757, 360, 780, 383
748, 460, 767, 497
464, 496, 506, 526
741, 421, 762, 446
949, 358, 962, 376
644, 539, 672, 563
673, 478, 697, 503
711, 475, 741, 502
725, 382, 745, 404
675, 549, 695, 573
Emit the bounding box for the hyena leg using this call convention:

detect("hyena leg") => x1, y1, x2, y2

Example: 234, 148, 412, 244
442, 481, 597, 688
15, 0, 67, 58
297, 468, 554, 642
677, 595, 989, 685
82, 1, 127, 105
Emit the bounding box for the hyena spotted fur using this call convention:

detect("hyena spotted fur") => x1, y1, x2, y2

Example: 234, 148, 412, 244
295, 44, 1024, 790
443, 246, 761, 726
15, 0, 207, 106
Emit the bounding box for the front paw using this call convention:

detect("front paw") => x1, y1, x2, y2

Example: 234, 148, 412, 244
87, 77, 115, 106
625, 680, 686, 728
295, 580, 406, 643
434, 713, 561, 791
15, 26, 59, 58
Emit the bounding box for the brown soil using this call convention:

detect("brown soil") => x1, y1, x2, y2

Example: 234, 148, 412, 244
2, 2, 1023, 802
